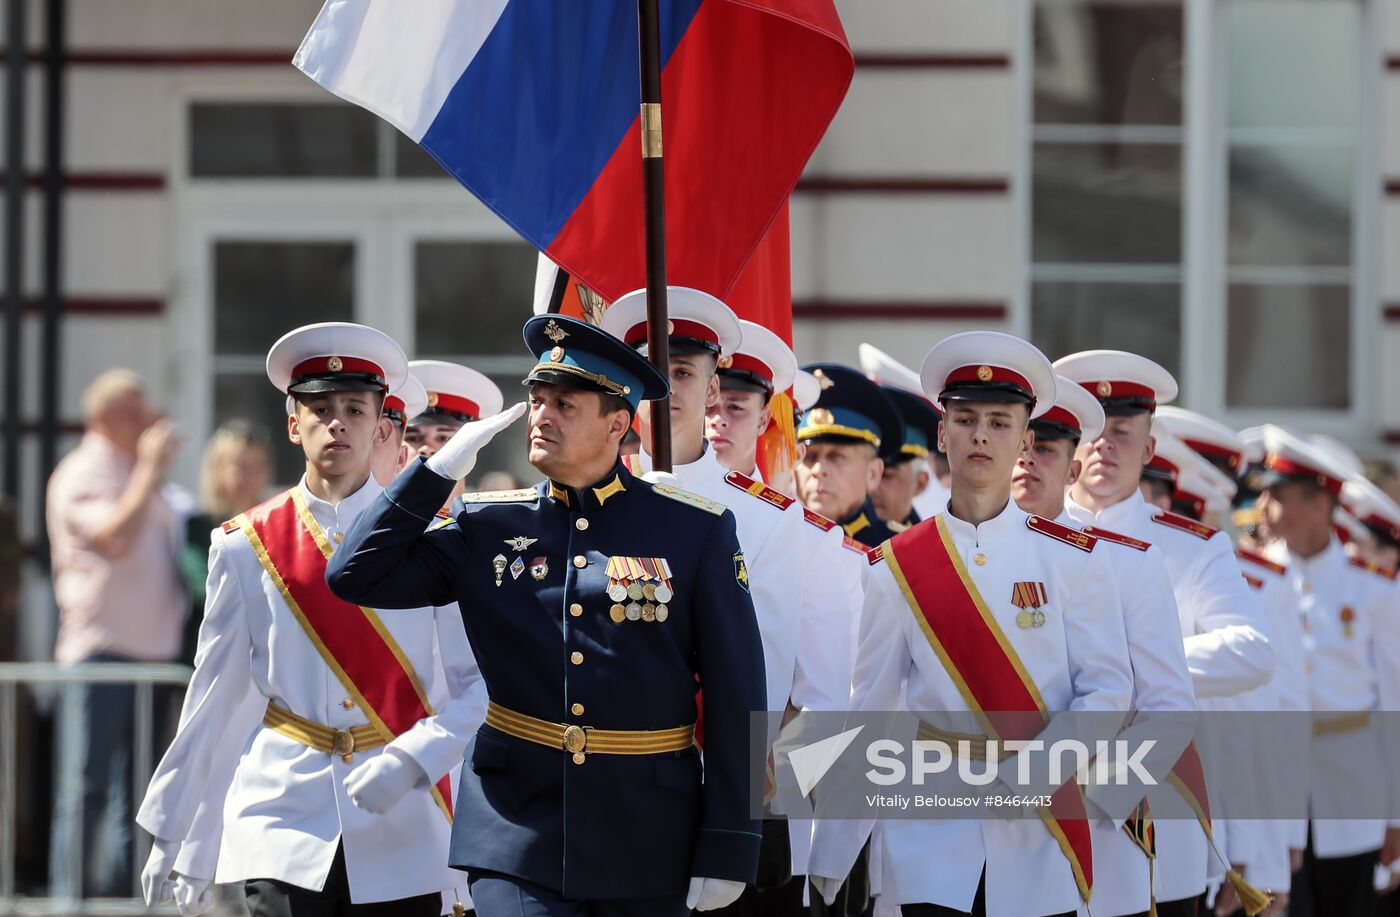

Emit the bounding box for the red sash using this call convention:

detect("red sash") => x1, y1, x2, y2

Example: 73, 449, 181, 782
236, 488, 453, 821
883, 516, 1093, 902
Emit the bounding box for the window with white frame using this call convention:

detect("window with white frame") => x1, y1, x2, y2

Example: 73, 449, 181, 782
1027, 0, 1364, 414
186, 99, 539, 484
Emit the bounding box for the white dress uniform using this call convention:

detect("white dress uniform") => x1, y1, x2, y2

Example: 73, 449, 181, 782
811, 332, 1134, 917
1058, 514, 1197, 917
1264, 536, 1400, 857
1065, 491, 1273, 900
1024, 376, 1198, 917
1232, 547, 1310, 893
808, 503, 1133, 917
137, 477, 487, 902
1057, 349, 1274, 906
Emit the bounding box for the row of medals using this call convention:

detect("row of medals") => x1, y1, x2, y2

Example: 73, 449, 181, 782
608, 579, 672, 623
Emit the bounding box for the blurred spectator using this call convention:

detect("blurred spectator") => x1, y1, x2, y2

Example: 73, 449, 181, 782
179, 420, 273, 665
477, 469, 522, 492
46, 369, 184, 897
0, 496, 16, 661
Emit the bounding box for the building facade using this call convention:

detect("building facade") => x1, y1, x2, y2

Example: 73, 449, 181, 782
2, 0, 1397, 553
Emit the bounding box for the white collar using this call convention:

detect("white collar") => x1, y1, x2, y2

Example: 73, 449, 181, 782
939, 497, 1023, 547
1065, 489, 1149, 530
297, 474, 383, 530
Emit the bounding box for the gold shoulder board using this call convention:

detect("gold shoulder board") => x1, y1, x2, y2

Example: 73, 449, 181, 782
652, 482, 726, 515
460, 488, 540, 503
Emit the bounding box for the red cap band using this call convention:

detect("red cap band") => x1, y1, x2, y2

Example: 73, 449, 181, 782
1361, 512, 1400, 542
384, 395, 405, 414
1079, 379, 1157, 407
944, 364, 1032, 393
1173, 487, 1207, 520
1182, 438, 1244, 474
724, 353, 775, 385
626, 319, 720, 348
425, 391, 481, 419
1263, 453, 1343, 496
1038, 406, 1082, 434
1148, 455, 1181, 483
291, 355, 386, 384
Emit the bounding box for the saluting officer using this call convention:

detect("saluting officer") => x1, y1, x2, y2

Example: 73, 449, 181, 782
139, 323, 484, 917
794, 363, 905, 549
326, 314, 767, 916
1057, 350, 1275, 917
1011, 376, 1197, 917
809, 332, 1134, 917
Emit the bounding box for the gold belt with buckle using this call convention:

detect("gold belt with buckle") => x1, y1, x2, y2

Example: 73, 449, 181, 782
484, 700, 695, 764
1312, 711, 1371, 737
263, 701, 386, 763
915, 721, 1015, 762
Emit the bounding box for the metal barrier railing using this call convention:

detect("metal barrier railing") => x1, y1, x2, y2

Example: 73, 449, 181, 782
0, 661, 192, 916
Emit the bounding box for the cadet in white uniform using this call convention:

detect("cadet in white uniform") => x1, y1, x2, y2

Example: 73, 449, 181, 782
138, 324, 484, 917
1058, 351, 1275, 917
1249, 427, 1400, 916
1012, 376, 1197, 917
809, 332, 1134, 917
602, 293, 856, 914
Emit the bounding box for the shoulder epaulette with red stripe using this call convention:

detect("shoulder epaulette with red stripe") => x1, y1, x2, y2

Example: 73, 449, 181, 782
1235, 548, 1286, 576
1026, 514, 1096, 552
842, 535, 871, 556
724, 470, 795, 511
1350, 556, 1399, 581
1082, 525, 1150, 552
220, 518, 240, 534
803, 507, 838, 532
866, 544, 885, 564
1150, 511, 1218, 541
1242, 573, 1265, 590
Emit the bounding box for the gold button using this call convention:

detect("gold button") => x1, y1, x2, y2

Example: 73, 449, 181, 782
575, 518, 589, 531
341, 698, 354, 710
570, 651, 583, 665
573, 555, 587, 568
333, 532, 344, 544
569, 603, 583, 617
572, 752, 586, 765
974, 553, 987, 566
571, 703, 585, 716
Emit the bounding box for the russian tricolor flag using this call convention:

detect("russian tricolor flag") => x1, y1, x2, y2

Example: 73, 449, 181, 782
295, 0, 852, 303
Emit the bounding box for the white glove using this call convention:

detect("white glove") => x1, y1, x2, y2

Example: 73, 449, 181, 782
873, 894, 903, 917
173, 875, 214, 916
811, 875, 843, 906
641, 470, 680, 487
343, 747, 427, 814
686, 876, 746, 911
141, 836, 180, 906
425, 402, 527, 481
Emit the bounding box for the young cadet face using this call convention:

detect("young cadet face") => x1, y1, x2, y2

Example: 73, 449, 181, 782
1258, 480, 1335, 547
937, 401, 1034, 493
706, 388, 771, 472
404, 421, 461, 459
872, 458, 927, 523
1074, 412, 1154, 502
288, 390, 387, 478
796, 440, 882, 520
526, 383, 631, 479
1012, 434, 1080, 517
665, 352, 720, 435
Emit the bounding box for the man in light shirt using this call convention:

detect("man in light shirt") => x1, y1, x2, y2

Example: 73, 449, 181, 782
47, 368, 185, 897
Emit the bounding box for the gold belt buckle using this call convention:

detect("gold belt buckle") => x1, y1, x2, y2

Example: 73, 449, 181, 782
332, 728, 356, 763
562, 724, 588, 765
